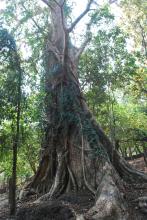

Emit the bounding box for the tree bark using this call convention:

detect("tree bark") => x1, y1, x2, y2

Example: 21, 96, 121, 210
22, 1, 147, 219
9, 42, 22, 217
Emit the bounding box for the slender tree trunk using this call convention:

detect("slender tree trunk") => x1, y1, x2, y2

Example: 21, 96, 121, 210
143, 143, 147, 167
10, 56, 22, 216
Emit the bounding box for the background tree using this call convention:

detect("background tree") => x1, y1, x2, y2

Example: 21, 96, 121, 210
120, 0, 147, 57
0, 28, 22, 215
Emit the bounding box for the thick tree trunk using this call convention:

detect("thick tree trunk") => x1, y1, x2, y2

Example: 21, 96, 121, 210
22, 1, 147, 219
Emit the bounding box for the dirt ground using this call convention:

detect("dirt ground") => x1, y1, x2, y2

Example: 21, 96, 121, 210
128, 157, 147, 173
0, 193, 9, 220
0, 157, 147, 220
15, 192, 94, 220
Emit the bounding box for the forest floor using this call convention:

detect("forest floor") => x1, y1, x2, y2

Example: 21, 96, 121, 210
0, 157, 147, 220
0, 192, 9, 220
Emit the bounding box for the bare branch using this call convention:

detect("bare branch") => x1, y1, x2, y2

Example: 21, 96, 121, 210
67, 0, 94, 33
21, 4, 45, 34
53, 0, 61, 6
75, 22, 92, 59
76, 36, 91, 59
138, 21, 147, 58
54, 0, 65, 7
41, 0, 54, 10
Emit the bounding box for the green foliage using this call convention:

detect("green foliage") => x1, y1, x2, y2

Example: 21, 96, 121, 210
0, 27, 41, 181
120, 0, 147, 56
79, 7, 147, 156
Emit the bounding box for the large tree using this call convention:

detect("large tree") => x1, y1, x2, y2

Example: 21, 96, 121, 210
19, 0, 147, 219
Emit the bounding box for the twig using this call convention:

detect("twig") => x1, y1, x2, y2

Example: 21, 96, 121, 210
21, 4, 44, 34
67, 0, 94, 33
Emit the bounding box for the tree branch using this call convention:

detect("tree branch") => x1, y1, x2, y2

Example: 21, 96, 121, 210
58, 0, 66, 31
138, 21, 147, 58
42, 0, 66, 63
76, 38, 90, 60
21, 4, 45, 34
53, 0, 65, 7
109, 0, 118, 3
67, 0, 94, 33
41, 0, 54, 10
75, 22, 92, 59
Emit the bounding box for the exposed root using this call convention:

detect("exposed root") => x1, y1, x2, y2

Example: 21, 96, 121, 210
81, 132, 96, 195
113, 151, 147, 183
20, 98, 147, 220
49, 152, 65, 197
67, 165, 78, 192
37, 151, 68, 201
133, 197, 147, 213
87, 162, 128, 220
